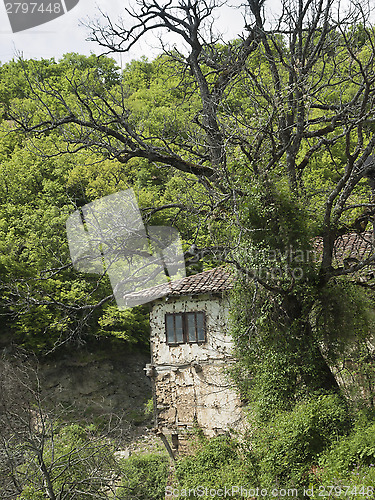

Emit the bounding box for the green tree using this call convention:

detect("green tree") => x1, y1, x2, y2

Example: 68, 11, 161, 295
117, 452, 169, 500
0, 55, 153, 352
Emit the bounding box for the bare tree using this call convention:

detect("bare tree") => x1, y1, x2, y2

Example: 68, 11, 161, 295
9, 0, 375, 272
6, 0, 375, 391
0, 353, 121, 499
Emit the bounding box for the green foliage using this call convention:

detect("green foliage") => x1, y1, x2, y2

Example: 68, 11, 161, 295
323, 418, 375, 470
311, 412, 375, 496
176, 435, 252, 498
144, 397, 154, 417
17, 489, 45, 500
173, 397, 350, 497
240, 177, 312, 252
0, 52, 218, 351
117, 452, 169, 500
249, 394, 350, 489
231, 279, 332, 419
314, 280, 375, 363
0, 54, 167, 352
230, 252, 375, 420
97, 305, 150, 346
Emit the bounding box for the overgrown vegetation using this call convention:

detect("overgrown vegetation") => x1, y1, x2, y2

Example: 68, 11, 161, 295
1, 0, 375, 497
117, 452, 169, 500
174, 405, 375, 499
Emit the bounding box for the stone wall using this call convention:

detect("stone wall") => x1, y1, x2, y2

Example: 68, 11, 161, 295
149, 293, 244, 437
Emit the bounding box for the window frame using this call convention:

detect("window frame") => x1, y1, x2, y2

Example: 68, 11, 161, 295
165, 311, 206, 345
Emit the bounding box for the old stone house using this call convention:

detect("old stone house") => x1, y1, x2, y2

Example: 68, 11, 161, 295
127, 267, 244, 454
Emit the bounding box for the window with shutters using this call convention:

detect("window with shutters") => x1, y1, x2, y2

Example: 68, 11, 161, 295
165, 311, 206, 345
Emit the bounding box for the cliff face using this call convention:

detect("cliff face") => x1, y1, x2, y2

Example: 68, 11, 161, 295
0, 342, 154, 447
39, 346, 153, 442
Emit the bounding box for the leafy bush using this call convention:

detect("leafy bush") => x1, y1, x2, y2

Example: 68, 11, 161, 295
313, 413, 375, 495
172, 396, 350, 498
97, 305, 150, 347
117, 452, 169, 500
251, 394, 351, 489
175, 435, 254, 498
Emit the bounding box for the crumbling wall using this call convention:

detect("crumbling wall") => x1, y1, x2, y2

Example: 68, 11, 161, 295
149, 294, 244, 437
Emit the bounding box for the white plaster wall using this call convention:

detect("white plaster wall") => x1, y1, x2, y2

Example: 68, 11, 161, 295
150, 294, 234, 366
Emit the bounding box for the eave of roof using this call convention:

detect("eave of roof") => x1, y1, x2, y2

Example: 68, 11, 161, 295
123, 266, 234, 305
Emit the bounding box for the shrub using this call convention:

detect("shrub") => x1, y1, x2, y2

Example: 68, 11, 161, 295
117, 452, 169, 500
174, 396, 350, 498
313, 414, 375, 495
252, 393, 350, 489
175, 435, 255, 498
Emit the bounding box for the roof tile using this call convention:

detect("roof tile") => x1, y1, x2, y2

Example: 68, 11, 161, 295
123, 267, 233, 305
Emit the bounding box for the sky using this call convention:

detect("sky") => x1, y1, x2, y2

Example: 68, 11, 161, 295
0, 0, 282, 67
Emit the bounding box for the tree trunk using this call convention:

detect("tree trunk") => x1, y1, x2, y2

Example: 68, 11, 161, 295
284, 295, 340, 396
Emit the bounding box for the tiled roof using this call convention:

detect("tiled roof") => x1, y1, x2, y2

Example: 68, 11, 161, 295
165, 267, 234, 296
314, 231, 375, 273
123, 267, 234, 305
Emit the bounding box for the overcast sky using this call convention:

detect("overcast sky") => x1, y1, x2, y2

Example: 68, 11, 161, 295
0, 0, 282, 66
